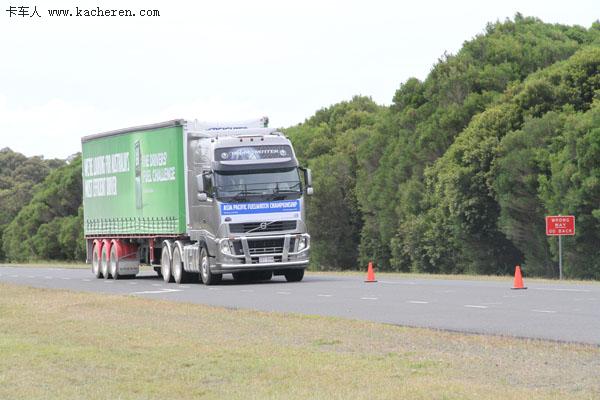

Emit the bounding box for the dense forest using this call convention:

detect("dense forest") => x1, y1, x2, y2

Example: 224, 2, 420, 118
1, 15, 598, 279
286, 15, 600, 279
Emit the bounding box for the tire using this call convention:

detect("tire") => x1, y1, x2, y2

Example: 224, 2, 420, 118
232, 272, 251, 282
161, 242, 173, 283
284, 269, 304, 282
256, 271, 273, 281
172, 244, 190, 284
101, 243, 111, 279
199, 246, 221, 285
110, 245, 121, 280
92, 242, 103, 279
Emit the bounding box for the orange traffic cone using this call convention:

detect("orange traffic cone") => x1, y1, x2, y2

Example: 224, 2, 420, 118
365, 261, 377, 283
511, 265, 527, 290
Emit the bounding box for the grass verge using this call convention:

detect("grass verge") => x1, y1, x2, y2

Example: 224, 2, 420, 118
0, 283, 599, 399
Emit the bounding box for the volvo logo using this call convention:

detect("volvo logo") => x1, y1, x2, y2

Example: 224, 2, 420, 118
259, 222, 268, 230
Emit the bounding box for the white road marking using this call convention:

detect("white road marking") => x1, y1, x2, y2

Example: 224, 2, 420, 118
152, 283, 161, 287
318, 294, 333, 297
532, 288, 591, 293
277, 291, 291, 295
10, 274, 19, 277
481, 302, 502, 305
464, 305, 488, 309
360, 297, 378, 300
130, 288, 182, 295
208, 287, 222, 291
128, 282, 137, 285
179, 285, 190, 289
408, 300, 429, 304
60, 277, 70, 280
103, 280, 114, 283
379, 280, 417, 285
44, 276, 52, 279
532, 309, 556, 314
82, 279, 91, 282
240, 289, 254, 293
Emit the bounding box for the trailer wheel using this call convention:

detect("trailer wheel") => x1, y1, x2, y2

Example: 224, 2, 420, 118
284, 269, 304, 282
161, 242, 173, 283
172, 244, 189, 284
109, 245, 121, 280
92, 241, 103, 279
199, 246, 221, 285
101, 241, 112, 279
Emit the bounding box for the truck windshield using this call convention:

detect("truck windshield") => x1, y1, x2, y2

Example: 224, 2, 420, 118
214, 168, 302, 202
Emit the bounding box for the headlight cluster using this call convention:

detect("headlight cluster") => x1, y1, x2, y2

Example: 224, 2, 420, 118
298, 236, 308, 251
220, 240, 232, 255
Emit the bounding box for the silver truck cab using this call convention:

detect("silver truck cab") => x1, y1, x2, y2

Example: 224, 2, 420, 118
181, 119, 312, 283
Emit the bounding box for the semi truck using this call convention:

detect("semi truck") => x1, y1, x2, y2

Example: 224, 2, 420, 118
82, 118, 312, 284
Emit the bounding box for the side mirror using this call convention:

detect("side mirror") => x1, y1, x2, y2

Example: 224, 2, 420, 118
196, 174, 208, 201
196, 174, 204, 192
302, 167, 313, 195
305, 168, 312, 187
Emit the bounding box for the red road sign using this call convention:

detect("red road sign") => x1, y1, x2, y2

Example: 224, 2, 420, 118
546, 215, 575, 236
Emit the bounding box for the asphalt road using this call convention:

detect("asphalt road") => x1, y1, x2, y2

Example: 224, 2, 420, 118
1, 266, 599, 345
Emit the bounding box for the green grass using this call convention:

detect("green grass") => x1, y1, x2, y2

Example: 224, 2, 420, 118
0, 283, 598, 399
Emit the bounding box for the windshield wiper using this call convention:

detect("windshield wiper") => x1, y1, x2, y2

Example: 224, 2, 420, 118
231, 189, 260, 202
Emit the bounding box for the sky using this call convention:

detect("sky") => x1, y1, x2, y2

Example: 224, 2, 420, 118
0, 0, 598, 159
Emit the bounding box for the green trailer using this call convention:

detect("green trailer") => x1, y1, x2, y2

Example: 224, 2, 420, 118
82, 121, 186, 236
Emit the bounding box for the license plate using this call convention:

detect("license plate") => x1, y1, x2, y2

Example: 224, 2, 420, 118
259, 256, 275, 263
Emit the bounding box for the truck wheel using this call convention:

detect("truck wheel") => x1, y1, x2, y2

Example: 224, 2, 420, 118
161, 242, 173, 283
101, 242, 111, 279
172, 245, 189, 284
109, 245, 121, 280
92, 241, 103, 279
256, 271, 273, 281
232, 272, 250, 282
284, 269, 304, 282
199, 247, 221, 285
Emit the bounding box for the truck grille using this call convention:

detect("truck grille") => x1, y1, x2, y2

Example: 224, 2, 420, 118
229, 220, 296, 234
232, 238, 295, 256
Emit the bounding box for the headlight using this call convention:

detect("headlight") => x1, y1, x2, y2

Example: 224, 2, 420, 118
298, 236, 308, 251
220, 240, 232, 255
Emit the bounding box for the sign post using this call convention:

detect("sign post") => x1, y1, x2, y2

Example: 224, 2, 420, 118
545, 215, 575, 280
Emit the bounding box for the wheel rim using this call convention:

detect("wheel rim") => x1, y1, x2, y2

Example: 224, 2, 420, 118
110, 249, 118, 278
92, 247, 100, 276
161, 246, 171, 281
102, 250, 109, 278
201, 252, 208, 281
173, 248, 181, 282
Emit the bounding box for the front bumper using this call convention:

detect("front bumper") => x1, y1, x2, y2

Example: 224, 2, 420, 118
213, 233, 310, 273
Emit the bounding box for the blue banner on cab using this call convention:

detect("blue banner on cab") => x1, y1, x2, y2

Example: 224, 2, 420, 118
220, 200, 300, 215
